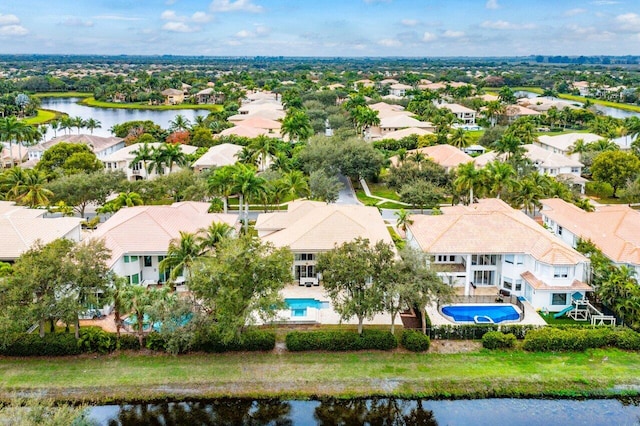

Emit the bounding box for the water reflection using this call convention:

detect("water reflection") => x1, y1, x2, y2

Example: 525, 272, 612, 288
514, 90, 640, 119
88, 397, 640, 426
39, 97, 209, 139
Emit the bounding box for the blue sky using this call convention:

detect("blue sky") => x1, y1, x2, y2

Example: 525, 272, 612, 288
0, 0, 638, 56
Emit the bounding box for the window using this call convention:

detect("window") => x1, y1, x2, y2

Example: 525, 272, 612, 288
130, 256, 139, 262
571, 167, 580, 173
503, 277, 513, 290
131, 273, 139, 285
558, 226, 563, 236
515, 279, 522, 292
471, 255, 497, 266
473, 270, 494, 286
124, 255, 130, 263
516, 255, 524, 265
449, 255, 455, 262
552, 293, 567, 305
144, 256, 152, 267
554, 266, 569, 278
505, 254, 514, 264
294, 253, 315, 262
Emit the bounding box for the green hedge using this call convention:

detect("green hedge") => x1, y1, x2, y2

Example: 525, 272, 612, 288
428, 324, 537, 340
0, 333, 83, 357
523, 327, 627, 352
116, 334, 142, 351
286, 330, 398, 352
482, 331, 516, 349
401, 330, 430, 352
78, 327, 116, 354
192, 329, 276, 353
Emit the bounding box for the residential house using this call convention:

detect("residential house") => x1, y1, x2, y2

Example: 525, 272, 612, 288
0, 201, 82, 262
161, 88, 185, 105
218, 125, 273, 139
90, 202, 238, 290
232, 116, 281, 137
390, 144, 473, 172
255, 200, 393, 286
535, 132, 603, 158
353, 79, 375, 90
0, 145, 27, 168
406, 199, 591, 312
192, 143, 243, 172
195, 88, 225, 104
101, 142, 197, 181
540, 198, 640, 277
389, 83, 413, 97
503, 104, 541, 123
25, 134, 125, 168
380, 127, 434, 141
368, 115, 435, 140
437, 103, 477, 126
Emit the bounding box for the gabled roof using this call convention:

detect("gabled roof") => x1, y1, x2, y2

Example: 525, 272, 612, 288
192, 143, 243, 169
227, 109, 286, 122
0, 201, 82, 261
237, 116, 282, 130
474, 145, 583, 169
382, 127, 433, 141
90, 202, 238, 267
219, 125, 271, 138
521, 271, 591, 291
256, 201, 393, 251
391, 144, 472, 169
101, 143, 197, 163
369, 102, 405, 112
407, 198, 587, 265
537, 133, 603, 152
32, 134, 124, 154
437, 103, 476, 114
161, 88, 183, 96
540, 198, 640, 266
380, 115, 431, 129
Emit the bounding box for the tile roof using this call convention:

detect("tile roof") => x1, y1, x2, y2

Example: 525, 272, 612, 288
0, 201, 82, 260
219, 125, 271, 138
540, 198, 640, 265
89, 202, 238, 267
382, 127, 434, 141
390, 144, 472, 169
100, 143, 197, 163
407, 198, 587, 265
536, 133, 603, 152
256, 201, 393, 251
33, 134, 124, 154
192, 143, 243, 169
521, 271, 592, 291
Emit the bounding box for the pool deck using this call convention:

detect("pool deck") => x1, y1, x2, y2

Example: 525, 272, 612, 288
426, 299, 547, 326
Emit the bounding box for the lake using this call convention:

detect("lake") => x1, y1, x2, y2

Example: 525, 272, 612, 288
87, 397, 640, 425
514, 91, 640, 120
39, 97, 210, 140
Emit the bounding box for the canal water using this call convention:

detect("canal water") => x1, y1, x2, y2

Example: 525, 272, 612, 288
39, 97, 209, 140
87, 397, 640, 425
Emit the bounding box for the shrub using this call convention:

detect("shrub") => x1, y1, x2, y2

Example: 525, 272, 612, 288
78, 327, 115, 354
192, 328, 276, 353
428, 324, 536, 340
482, 331, 516, 349
0, 333, 82, 357
615, 329, 640, 350
401, 329, 430, 352
145, 332, 167, 351
116, 334, 141, 351
285, 330, 397, 352
523, 327, 619, 352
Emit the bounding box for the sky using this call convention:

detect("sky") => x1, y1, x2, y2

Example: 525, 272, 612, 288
0, 0, 639, 57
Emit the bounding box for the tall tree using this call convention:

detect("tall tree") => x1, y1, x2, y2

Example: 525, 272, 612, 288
281, 109, 313, 142
158, 231, 204, 284
454, 162, 484, 204
85, 118, 101, 134
591, 150, 640, 198
0, 116, 26, 168
129, 142, 155, 178
207, 165, 236, 214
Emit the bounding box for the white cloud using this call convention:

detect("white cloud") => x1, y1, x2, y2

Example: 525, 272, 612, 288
0, 14, 20, 25
616, 13, 640, 31
236, 29, 253, 38
61, 17, 94, 27
486, 0, 500, 10
162, 22, 197, 32
161, 10, 182, 21
422, 32, 437, 42
401, 19, 419, 27
481, 20, 536, 30
443, 30, 464, 38
235, 24, 270, 38
378, 38, 401, 47
564, 8, 587, 17
255, 25, 270, 35
0, 25, 28, 36
210, 0, 264, 13
191, 11, 213, 23
93, 15, 144, 21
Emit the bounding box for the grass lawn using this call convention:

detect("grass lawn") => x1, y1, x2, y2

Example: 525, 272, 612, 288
32, 92, 93, 98
366, 182, 400, 201
355, 189, 381, 206
79, 97, 223, 111
1, 348, 639, 402
22, 109, 61, 125
540, 312, 586, 326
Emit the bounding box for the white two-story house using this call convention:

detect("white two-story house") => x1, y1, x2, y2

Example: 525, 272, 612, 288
406, 199, 591, 312
101, 143, 197, 181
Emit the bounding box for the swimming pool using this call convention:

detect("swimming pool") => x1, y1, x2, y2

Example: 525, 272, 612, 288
441, 304, 520, 324
285, 298, 330, 317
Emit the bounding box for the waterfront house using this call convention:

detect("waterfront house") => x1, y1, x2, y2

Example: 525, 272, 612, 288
406, 199, 591, 312
161, 88, 185, 105
101, 143, 197, 181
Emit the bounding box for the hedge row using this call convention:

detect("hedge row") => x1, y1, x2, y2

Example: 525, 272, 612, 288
286, 330, 398, 352
523, 327, 640, 352
482, 331, 516, 349
401, 330, 430, 352
428, 324, 538, 340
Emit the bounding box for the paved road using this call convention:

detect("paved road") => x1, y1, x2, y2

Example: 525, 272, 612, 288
335, 174, 360, 205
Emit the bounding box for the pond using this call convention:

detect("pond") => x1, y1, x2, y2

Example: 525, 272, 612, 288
39, 97, 209, 140
87, 397, 640, 425
514, 91, 640, 120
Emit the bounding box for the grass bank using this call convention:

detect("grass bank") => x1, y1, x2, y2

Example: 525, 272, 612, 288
1, 349, 639, 403
79, 97, 223, 112
22, 109, 63, 125
32, 92, 92, 98
508, 87, 640, 113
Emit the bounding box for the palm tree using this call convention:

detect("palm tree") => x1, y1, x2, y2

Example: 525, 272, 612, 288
207, 165, 236, 214
282, 170, 310, 200
492, 134, 524, 161
152, 143, 188, 173
350, 105, 380, 137
448, 128, 470, 149
71, 116, 85, 134
159, 231, 203, 286
454, 162, 483, 205
49, 119, 60, 138
129, 142, 155, 178
120, 284, 160, 348
511, 177, 542, 216
0, 166, 28, 199
568, 139, 589, 155
249, 135, 279, 171
588, 139, 619, 152
280, 109, 313, 142
232, 164, 266, 232
59, 116, 73, 135
394, 209, 413, 236
15, 169, 53, 208
484, 160, 516, 199
85, 118, 102, 135
484, 100, 504, 127
198, 222, 234, 253
169, 114, 190, 132
0, 116, 27, 168
112, 191, 144, 210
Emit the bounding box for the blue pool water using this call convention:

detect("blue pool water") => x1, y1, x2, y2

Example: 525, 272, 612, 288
441, 304, 520, 323
285, 298, 329, 317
